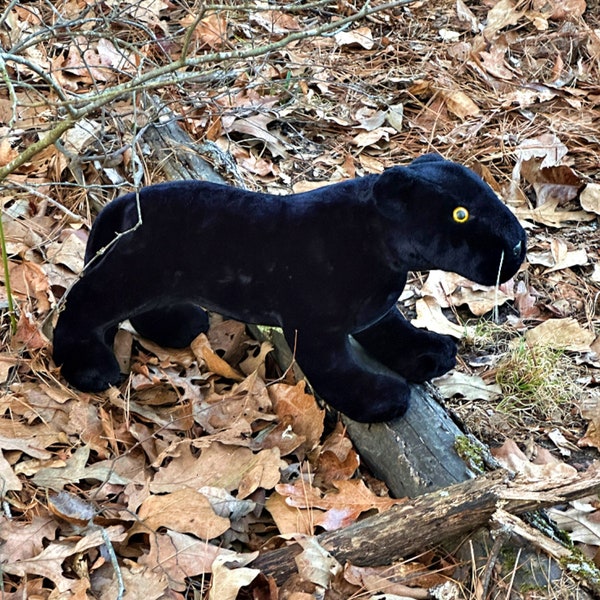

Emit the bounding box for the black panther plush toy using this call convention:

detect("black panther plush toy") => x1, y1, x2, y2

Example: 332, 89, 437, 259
53, 154, 526, 423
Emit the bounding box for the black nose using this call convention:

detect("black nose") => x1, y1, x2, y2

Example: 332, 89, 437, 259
512, 240, 523, 257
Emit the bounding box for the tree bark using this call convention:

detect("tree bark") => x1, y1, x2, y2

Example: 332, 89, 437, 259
250, 466, 600, 587
342, 385, 475, 497
141, 111, 227, 186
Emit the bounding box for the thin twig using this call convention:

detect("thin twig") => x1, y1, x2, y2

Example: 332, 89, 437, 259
100, 527, 125, 600
8, 181, 83, 222
480, 528, 510, 599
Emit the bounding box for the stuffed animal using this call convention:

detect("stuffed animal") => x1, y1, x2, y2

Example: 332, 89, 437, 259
53, 154, 526, 422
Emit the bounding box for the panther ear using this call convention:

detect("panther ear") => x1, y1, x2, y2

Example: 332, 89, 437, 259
372, 166, 419, 220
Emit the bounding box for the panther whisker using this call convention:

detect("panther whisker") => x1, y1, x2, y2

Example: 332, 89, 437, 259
493, 250, 505, 323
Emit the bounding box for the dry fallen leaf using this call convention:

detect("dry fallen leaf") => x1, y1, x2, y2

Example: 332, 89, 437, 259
3, 213, 46, 254
354, 106, 387, 131
47, 490, 96, 527
2, 525, 126, 593
516, 198, 594, 228
352, 127, 395, 148
334, 26, 374, 49
578, 391, 600, 450
46, 232, 86, 273
483, 0, 524, 38
0, 449, 22, 491
434, 371, 502, 401
524, 318, 595, 352
133, 488, 230, 540
0, 136, 18, 165
513, 281, 540, 319
265, 491, 315, 536
479, 45, 517, 81
96, 562, 169, 600
412, 296, 472, 339
181, 12, 228, 49
250, 10, 301, 34
442, 90, 480, 119
269, 381, 325, 454
344, 562, 438, 597
0, 514, 58, 563
532, 0, 586, 20
11, 310, 50, 352
224, 113, 289, 158
521, 161, 582, 206
492, 439, 577, 482
548, 502, 600, 546
439, 28, 461, 42
513, 133, 568, 176
0, 418, 58, 459
33, 444, 147, 491
104, 0, 169, 24
239, 339, 273, 377
208, 553, 260, 600
295, 537, 342, 589
277, 479, 403, 530
138, 529, 254, 591
198, 486, 256, 521
60, 118, 101, 154
547, 428, 577, 457
192, 333, 245, 381
192, 370, 274, 434
316, 422, 360, 485
150, 440, 283, 498
421, 270, 514, 316
8, 260, 52, 312
527, 238, 588, 272
580, 183, 600, 215
62, 37, 136, 83
386, 104, 404, 132
456, 0, 479, 32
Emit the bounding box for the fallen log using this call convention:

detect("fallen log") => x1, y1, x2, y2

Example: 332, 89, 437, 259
250, 465, 600, 587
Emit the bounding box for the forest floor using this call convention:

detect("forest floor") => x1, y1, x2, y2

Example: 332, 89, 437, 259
1, 0, 600, 598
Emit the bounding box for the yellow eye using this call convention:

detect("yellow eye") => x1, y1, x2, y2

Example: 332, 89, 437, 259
453, 206, 469, 223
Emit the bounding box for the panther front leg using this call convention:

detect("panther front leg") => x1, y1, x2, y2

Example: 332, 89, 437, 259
353, 306, 457, 382
284, 327, 411, 423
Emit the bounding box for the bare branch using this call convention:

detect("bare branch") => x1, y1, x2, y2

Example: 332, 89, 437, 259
0, 0, 416, 184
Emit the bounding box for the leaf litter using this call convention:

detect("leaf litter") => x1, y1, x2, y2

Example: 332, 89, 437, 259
1, 0, 600, 597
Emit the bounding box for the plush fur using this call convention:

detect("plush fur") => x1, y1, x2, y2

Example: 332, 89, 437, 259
53, 154, 526, 422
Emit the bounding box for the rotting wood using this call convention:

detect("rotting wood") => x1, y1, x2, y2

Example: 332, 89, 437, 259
342, 385, 475, 498
491, 509, 600, 596
250, 465, 600, 585
141, 113, 227, 186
